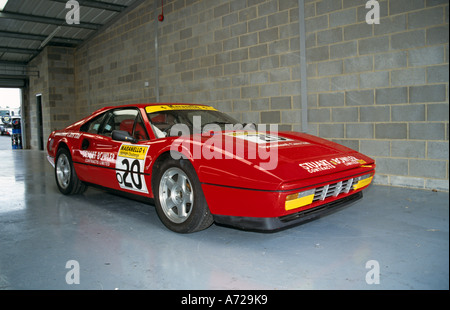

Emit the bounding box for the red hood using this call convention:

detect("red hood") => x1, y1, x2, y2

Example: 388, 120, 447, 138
170, 131, 375, 191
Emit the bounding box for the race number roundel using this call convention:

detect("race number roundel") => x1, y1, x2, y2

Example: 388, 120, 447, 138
115, 144, 150, 194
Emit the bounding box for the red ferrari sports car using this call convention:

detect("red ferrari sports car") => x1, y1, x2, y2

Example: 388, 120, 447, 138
47, 103, 375, 233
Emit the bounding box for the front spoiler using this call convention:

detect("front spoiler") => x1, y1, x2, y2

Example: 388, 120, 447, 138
213, 191, 363, 232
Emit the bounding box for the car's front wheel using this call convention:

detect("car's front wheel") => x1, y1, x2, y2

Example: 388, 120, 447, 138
55, 147, 87, 195
153, 159, 213, 233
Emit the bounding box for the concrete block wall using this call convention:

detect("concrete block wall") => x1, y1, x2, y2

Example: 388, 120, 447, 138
26, 48, 48, 150
72, 0, 304, 131
305, 0, 449, 191
155, 0, 303, 130
27, 46, 76, 149
27, 0, 448, 191
74, 8, 157, 117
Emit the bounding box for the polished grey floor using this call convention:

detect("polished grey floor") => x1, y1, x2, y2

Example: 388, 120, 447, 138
0, 136, 448, 290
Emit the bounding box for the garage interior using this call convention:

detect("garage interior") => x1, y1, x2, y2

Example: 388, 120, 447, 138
0, 0, 448, 290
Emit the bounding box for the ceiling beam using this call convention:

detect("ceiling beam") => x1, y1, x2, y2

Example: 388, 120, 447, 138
0, 74, 28, 79
50, 0, 127, 12
0, 60, 28, 66
0, 46, 40, 55
0, 11, 101, 30
0, 30, 83, 46
0, 77, 27, 88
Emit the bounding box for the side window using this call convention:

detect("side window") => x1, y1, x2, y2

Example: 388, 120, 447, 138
98, 108, 149, 141
80, 113, 106, 134
99, 109, 137, 137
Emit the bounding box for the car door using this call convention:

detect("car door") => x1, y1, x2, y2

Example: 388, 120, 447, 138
72, 111, 110, 184
75, 108, 151, 195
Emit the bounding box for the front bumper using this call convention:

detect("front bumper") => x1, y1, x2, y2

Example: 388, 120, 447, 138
213, 191, 363, 232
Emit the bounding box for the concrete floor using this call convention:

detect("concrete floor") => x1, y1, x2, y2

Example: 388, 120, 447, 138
0, 135, 448, 290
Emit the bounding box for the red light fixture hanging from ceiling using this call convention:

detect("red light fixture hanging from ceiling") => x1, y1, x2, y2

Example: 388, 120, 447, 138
158, 0, 164, 21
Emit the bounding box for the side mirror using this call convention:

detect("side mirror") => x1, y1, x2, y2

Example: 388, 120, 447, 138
112, 130, 137, 143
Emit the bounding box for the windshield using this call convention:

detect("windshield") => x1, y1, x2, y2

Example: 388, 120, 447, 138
147, 109, 242, 139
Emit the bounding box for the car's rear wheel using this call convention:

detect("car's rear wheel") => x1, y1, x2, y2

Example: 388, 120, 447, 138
153, 159, 213, 233
55, 147, 87, 195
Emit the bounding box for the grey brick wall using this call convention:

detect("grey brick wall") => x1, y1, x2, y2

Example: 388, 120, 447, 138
27, 47, 76, 149
151, 0, 303, 126
305, 0, 449, 191
26, 0, 448, 191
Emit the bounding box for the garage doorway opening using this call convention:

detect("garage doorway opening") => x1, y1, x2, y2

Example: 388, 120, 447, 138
0, 88, 22, 149
36, 94, 44, 150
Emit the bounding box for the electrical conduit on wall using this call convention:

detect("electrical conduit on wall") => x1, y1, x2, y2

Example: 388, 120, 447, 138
298, 0, 308, 133
154, 0, 161, 103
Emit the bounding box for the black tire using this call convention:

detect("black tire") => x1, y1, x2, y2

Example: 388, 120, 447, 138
153, 158, 213, 233
55, 147, 87, 195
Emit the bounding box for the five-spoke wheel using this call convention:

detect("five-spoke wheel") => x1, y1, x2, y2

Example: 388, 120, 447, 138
153, 158, 213, 233
159, 167, 194, 224
56, 152, 71, 190
54, 148, 86, 195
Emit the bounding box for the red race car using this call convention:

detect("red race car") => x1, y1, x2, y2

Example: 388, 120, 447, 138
47, 103, 375, 233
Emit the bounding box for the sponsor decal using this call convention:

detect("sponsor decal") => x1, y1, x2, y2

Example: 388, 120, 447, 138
145, 104, 217, 114
330, 156, 361, 167
299, 156, 364, 174
224, 132, 293, 144
79, 150, 115, 167
299, 160, 336, 174
117, 144, 148, 160
115, 144, 150, 194
55, 132, 82, 139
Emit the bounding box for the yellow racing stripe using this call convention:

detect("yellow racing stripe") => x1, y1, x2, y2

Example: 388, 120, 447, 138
145, 104, 217, 114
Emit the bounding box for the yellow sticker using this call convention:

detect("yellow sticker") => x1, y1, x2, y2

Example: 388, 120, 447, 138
226, 132, 248, 136
118, 144, 149, 160
145, 104, 217, 114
